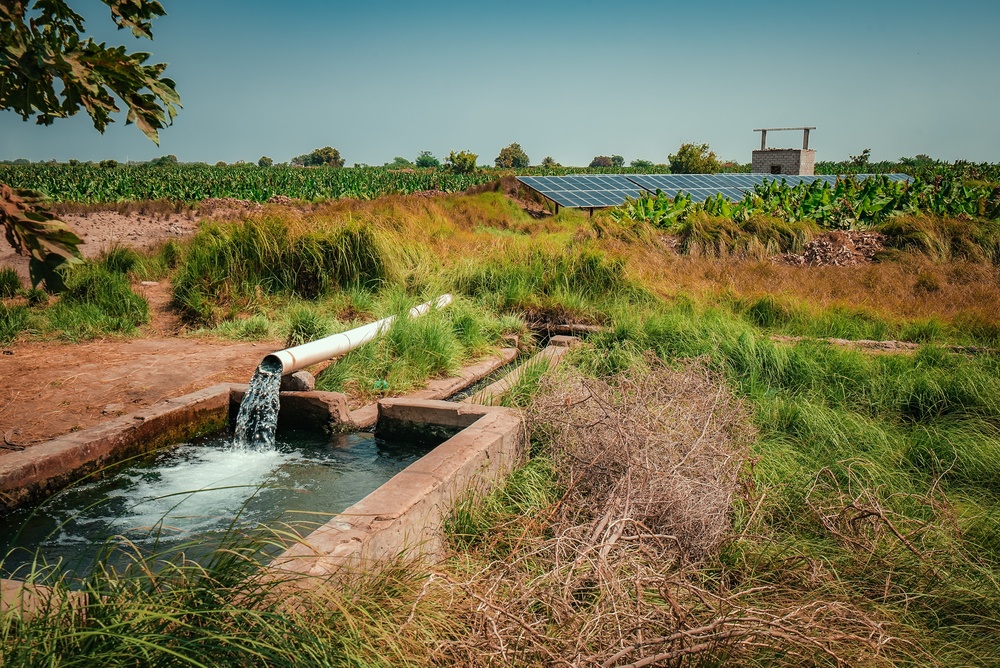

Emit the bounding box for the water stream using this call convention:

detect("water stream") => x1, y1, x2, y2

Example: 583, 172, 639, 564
233, 357, 283, 449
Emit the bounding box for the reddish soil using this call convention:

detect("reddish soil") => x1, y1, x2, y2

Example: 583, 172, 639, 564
1, 209, 283, 452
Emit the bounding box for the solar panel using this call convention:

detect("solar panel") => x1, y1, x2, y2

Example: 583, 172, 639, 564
517, 175, 646, 209
516, 173, 913, 209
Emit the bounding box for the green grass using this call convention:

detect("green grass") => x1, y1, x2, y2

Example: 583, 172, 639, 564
0, 303, 29, 345
172, 217, 402, 323
0, 267, 22, 299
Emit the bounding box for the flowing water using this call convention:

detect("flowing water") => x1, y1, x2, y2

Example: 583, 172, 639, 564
233, 357, 283, 450
0, 429, 441, 578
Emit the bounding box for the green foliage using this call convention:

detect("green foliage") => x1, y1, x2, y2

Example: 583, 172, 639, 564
589, 156, 612, 168
386, 156, 413, 169
257, 155, 273, 168
414, 151, 440, 168
0, 266, 22, 298
291, 146, 345, 168
172, 217, 400, 323
629, 158, 653, 168
668, 142, 720, 174
610, 155, 624, 167
447, 457, 559, 555
494, 143, 530, 169
446, 150, 477, 174
284, 304, 334, 347
98, 244, 142, 275
0, 185, 83, 290
612, 175, 1000, 235
0, 0, 181, 143
98, 159, 118, 169
147, 154, 177, 167
215, 314, 272, 341
540, 156, 560, 168
0, 303, 28, 344
59, 263, 149, 326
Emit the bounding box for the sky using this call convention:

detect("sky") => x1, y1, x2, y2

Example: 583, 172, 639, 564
2, 0, 999, 166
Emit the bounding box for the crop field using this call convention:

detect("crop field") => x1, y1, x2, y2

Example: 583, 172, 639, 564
2, 158, 996, 204
3, 173, 1000, 665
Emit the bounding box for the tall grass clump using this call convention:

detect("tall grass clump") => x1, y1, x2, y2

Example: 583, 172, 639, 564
453, 246, 647, 320
677, 214, 818, 258
0, 303, 29, 344
283, 304, 335, 347
39, 263, 150, 340
0, 267, 22, 298
879, 215, 1000, 263
1, 535, 461, 667
172, 216, 402, 323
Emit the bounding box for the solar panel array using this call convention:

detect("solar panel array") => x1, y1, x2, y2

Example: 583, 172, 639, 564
517, 173, 913, 209
517, 175, 646, 208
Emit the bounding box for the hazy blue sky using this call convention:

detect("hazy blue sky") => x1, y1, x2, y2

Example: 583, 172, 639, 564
2, 0, 999, 165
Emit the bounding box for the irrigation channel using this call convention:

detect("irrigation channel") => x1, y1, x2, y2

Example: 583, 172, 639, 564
1, 296, 461, 578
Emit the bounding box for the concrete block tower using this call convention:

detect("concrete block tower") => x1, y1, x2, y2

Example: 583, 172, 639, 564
752, 127, 816, 175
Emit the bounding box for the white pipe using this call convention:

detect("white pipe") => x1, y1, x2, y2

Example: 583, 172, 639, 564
264, 294, 453, 375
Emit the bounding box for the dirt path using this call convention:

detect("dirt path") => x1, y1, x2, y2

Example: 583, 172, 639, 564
0, 338, 279, 450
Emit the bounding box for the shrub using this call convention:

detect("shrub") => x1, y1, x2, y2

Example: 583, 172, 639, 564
494, 143, 530, 169
258, 156, 273, 167
630, 159, 654, 168
668, 142, 720, 174
540, 156, 560, 168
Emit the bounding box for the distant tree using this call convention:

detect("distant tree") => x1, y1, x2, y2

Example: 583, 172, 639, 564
668, 143, 719, 174
494, 142, 530, 169
67, 159, 80, 166
446, 150, 478, 174
99, 159, 118, 168
849, 148, 871, 168
415, 151, 440, 168
258, 156, 273, 167
11, 158, 29, 165
148, 154, 178, 167
214, 160, 227, 167
611, 155, 625, 167
541, 156, 560, 169
589, 156, 613, 168
292, 146, 345, 168
386, 156, 414, 168
630, 159, 654, 168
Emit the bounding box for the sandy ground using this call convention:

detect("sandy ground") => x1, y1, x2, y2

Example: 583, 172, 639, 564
1, 209, 280, 452
0, 210, 197, 284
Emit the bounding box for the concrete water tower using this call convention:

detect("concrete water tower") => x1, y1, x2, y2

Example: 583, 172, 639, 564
752, 126, 815, 175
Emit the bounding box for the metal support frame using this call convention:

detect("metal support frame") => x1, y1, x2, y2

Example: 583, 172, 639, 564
754, 126, 816, 150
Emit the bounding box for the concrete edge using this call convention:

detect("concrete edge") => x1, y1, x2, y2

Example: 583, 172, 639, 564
0, 383, 234, 512
348, 347, 519, 428
270, 400, 527, 578
464, 336, 580, 405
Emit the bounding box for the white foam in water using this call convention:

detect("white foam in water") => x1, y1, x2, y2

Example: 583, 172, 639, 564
101, 447, 294, 541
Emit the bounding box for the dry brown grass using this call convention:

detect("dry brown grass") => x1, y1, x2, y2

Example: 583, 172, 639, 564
616, 234, 1000, 325
421, 362, 909, 666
